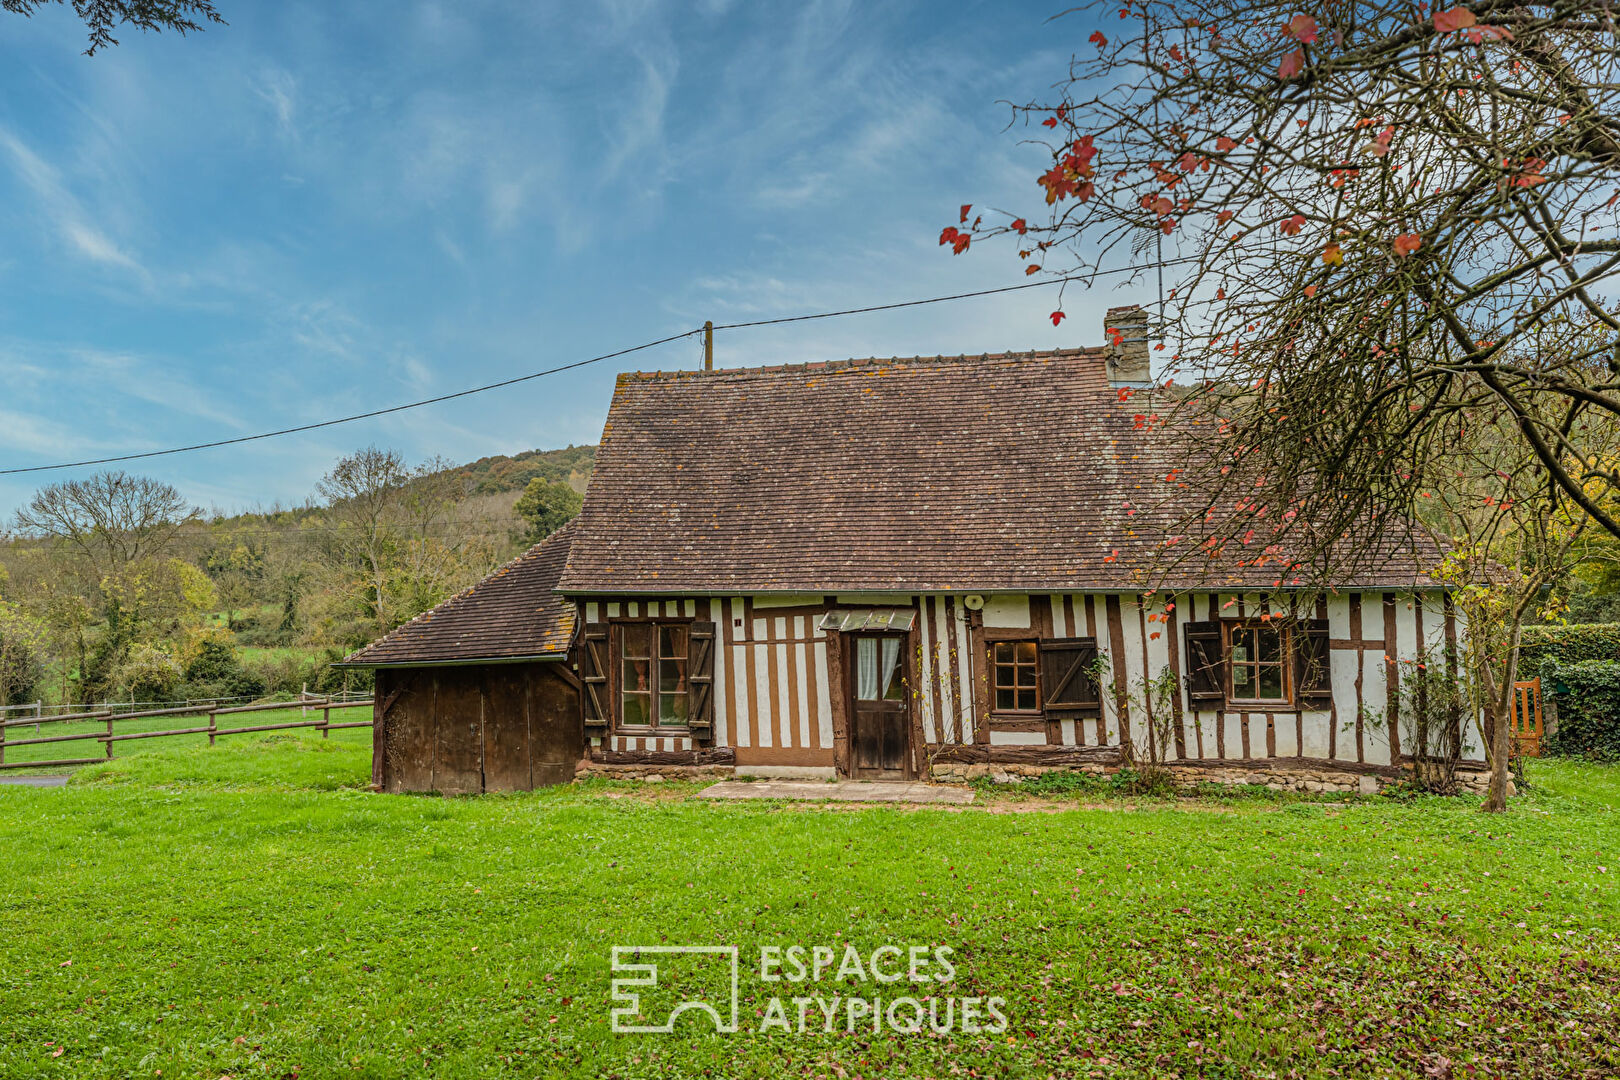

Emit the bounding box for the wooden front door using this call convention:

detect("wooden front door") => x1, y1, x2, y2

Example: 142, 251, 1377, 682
848, 633, 911, 780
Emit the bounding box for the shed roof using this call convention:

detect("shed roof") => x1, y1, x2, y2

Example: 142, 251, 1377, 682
338, 520, 578, 668
557, 346, 1442, 594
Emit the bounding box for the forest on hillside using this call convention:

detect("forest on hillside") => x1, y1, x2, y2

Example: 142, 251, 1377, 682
0, 445, 595, 708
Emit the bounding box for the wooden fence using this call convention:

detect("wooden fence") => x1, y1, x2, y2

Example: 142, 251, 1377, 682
0, 696, 374, 771
1511, 677, 1543, 758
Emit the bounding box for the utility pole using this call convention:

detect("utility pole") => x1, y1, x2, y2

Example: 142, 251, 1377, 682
704, 320, 714, 371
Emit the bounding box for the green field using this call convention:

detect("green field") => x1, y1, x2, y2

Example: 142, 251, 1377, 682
1, 742, 1616, 1078
0, 704, 373, 770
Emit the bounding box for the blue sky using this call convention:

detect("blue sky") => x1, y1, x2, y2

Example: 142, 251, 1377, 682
0, 0, 1132, 517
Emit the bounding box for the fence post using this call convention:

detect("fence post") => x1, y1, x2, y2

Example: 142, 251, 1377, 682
33, 700, 41, 735
208, 710, 217, 747
1, 720, 7, 767
105, 711, 114, 760
320, 705, 330, 739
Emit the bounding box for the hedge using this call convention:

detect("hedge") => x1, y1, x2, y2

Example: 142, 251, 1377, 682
1519, 623, 1620, 665
1543, 659, 1620, 762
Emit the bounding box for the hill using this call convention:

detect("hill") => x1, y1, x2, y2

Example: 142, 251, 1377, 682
445, 445, 596, 495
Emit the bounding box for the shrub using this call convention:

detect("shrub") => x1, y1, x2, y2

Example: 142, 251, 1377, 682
1544, 659, 1620, 762
115, 644, 183, 703
1520, 623, 1620, 665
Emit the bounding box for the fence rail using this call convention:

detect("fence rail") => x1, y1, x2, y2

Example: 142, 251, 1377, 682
0, 696, 375, 770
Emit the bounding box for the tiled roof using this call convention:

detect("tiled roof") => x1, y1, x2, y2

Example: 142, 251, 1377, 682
339, 521, 578, 667
557, 347, 1442, 594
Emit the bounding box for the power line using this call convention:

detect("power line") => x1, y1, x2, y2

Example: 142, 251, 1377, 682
0, 330, 700, 477
1, 265, 1185, 478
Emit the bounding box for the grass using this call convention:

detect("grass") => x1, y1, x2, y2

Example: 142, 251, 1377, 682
238, 645, 328, 665
0, 744, 1616, 1079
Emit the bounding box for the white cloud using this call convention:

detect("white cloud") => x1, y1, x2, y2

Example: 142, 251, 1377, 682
0, 128, 146, 276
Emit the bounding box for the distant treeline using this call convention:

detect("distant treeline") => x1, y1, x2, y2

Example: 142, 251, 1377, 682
0, 445, 595, 708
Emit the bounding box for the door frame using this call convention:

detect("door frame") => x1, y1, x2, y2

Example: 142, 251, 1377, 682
832, 621, 924, 781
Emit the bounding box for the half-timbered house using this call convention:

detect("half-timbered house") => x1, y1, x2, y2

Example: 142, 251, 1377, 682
553, 307, 1482, 786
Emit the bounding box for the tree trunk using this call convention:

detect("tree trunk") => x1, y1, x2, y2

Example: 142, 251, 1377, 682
1482, 697, 1510, 812
1481, 641, 1521, 814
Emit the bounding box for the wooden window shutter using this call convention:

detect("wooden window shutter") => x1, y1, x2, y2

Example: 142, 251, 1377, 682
580, 622, 609, 735
687, 621, 716, 741
1039, 637, 1100, 716
1295, 619, 1332, 708
1184, 621, 1225, 705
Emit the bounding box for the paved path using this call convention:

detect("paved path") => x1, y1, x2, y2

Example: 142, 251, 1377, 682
698, 780, 974, 805
0, 775, 71, 788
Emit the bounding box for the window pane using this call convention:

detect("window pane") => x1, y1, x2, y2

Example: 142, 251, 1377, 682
1015, 641, 1037, 664
856, 637, 879, 700
994, 642, 1016, 664
622, 692, 650, 727
661, 690, 689, 724
1018, 689, 1037, 711
1258, 665, 1285, 700
1231, 641, 1250, 665
622, 658, 651, 694
660, 624, 687, 659
660, 658, 687, 695
621, 623, 651, 658
996, 688, 1016, 711
1017, 665, 1037, 688
1232, 664, 1252, 688
1256, 629, 1282, 663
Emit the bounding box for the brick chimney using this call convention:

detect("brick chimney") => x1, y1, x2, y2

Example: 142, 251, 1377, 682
1104, 305, 1151, 388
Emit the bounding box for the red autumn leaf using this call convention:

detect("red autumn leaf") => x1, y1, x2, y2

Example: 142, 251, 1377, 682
1434, 6, 1477, 32
959, 204, 972, 223
1042, 116, 1059, 128
1287, 14, 1318, 43
1216, 136, 1238, 152
1393, 232, 1423, 257
1304, 284, 1318, 297
1011, 217, 1027, 234
1280, 213, 1307, 235
1050, 310, 1066, 326
1278, 49, 1304, 79
1168, 45, 1183, 61
1217, 209, 1235, 224
1089, 30, 1108, 48
1025, 264, 1041, 275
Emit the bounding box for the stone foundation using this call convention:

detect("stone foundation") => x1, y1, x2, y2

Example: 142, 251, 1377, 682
575, 762, 736, 782
930, 759, 1506, 797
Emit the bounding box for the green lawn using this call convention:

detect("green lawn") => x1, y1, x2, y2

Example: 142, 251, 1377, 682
1, 744, 1616, 1079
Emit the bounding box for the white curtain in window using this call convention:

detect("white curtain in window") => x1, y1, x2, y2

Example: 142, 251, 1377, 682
856, 637, 879, 700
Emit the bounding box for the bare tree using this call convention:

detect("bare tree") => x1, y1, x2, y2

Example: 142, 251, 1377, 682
316, 448, 414, 636
2, 0, 224, 55
14, 471, 196, 584
948, 0, 1620, 557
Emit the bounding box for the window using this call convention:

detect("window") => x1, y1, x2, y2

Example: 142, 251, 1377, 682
991, 640, 1040, 712
1226, 622, 1291, 704
854, 636, 907, 702
619, 622, 689, 728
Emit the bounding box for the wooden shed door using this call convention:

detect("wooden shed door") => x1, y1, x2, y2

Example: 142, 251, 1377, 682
432, 668, 484, 795
848, 634, 911, 780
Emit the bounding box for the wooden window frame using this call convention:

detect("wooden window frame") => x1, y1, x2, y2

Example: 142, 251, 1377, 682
984, 632, 1043, 717
610, 617, 695, 733
1222, 619, 1294, 707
